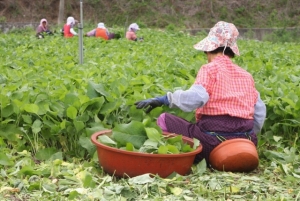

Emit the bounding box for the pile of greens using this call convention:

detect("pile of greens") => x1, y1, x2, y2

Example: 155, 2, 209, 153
97, 120, 200, 154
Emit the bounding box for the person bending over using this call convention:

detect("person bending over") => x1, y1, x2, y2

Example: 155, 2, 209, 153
36, 18, 53, 39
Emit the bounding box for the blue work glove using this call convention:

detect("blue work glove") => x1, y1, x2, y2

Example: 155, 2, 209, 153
135, 95, 169, 113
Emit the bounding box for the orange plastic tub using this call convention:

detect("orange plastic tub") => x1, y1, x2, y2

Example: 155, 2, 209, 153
209, 138, 259, 172
91, 130, 203, 178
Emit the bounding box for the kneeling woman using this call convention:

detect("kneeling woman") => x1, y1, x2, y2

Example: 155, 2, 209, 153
135, 21, 266, 164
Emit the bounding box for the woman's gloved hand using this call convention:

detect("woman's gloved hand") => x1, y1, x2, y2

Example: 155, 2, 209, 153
135, 95, 169, 113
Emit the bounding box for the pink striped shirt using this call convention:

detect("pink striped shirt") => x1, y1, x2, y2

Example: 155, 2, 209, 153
195, 55, 257, 121
126, 31, 137, 41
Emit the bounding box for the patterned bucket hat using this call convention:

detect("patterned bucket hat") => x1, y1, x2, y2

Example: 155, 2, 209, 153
193, 21, 240, 56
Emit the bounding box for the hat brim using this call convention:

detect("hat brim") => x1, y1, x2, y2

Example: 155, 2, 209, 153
194, 36, 240, 56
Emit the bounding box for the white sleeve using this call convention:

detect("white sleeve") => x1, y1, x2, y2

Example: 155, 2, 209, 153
70, 28, 78, 35
253, 92, 266, 134
167, 84, 209, 112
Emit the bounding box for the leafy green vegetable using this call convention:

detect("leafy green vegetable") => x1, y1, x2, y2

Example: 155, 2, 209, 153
167, 135, 182, 144
100, 121, 197, 154
145, 127, 162, 142
112, 121, 148, 148
182, 144, 194, 153
167, 144, 180, 154
126, 143, 134, 151
97, 135, 117, 147
0, 153, 14, 166
158, 145, 168, 154
193, 138, 200, 150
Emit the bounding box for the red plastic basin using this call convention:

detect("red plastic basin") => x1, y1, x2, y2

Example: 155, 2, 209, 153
91, 130, 203, 178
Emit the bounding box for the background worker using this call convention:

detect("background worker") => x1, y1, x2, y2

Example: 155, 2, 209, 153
63, 16, 78, 38
36, 18, 53, 38
126, 23, 143, 41
86, 22, 115, 40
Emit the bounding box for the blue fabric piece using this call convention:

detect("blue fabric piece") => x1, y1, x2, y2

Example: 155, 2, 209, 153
204, 129, 254, 136
155, 95, 169, 105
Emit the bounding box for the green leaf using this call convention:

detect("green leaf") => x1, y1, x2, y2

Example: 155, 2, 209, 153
87, 81, 109, 98
32, 119, 42, 134
79, 136, 96, 156
42, 183, 56, 193
112, 121, 148, 148
166, 135, 182, 144
193, 159, 207, 175
2, 104, 14, 118
19, 166, 41, 176
35, 148, 57, 161
167, 144, 180, 154
34, 93, 49, 103
49, 101, 65, 117
193, 138, 200, 149
158, 145, 168, 154
0, 124, 22, 141
130, 106, 144, 122
0, 153, 14, 166
264, 150, 285, 161
170, 187, 183, 196
273, 136, 282, 142
112, 131, 147, 149
49, 152, 63, 161
113, 121, 146, 136
68, 191, 80, 200
128, 173, 155, 184
36, 101, 50, 115
145, 127, 162, 142
143, 139, 158, 148
64, 93, 80, 107
77, 170, 96, 188
79, 97, 105, 114
0, 74, 7, 84
86, 83, 99, 99
97, 135, 117, 146
126, 142, 134, 151
86, 124, 106, 136
22, 115, 32, 124
83, 173, 96, 188
142, 117, 151, 127
181, 144, 194, 152
28, 183, 41, 191
99, 101, 117, 114
24, 103, 39, 114
67, 106, 78, 119
74, 120, 85, 132
60, 120, 66, 129
280, 163, 290, 175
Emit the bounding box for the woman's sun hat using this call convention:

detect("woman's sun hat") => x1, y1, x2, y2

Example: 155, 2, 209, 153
98, 22, 106, 29
128, 23, 140, 31
194, 21, 240, 56
67, 16, 76, 26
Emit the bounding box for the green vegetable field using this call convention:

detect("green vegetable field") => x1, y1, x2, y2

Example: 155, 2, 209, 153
0, 28, 299, 200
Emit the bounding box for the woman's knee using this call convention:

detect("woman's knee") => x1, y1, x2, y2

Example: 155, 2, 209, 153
157, 113, 168, 132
